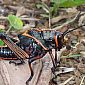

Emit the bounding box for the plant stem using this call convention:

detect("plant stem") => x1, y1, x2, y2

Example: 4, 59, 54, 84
6, 26, 12, 34
48, 14, 52, 29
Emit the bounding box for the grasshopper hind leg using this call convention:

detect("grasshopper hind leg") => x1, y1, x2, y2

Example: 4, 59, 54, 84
26, 59, 34, 85
26, 52, 46, 84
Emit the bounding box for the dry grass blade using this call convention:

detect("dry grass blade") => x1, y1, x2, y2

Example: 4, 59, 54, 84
59, 76, 74, 85
53, 11, 80, 30
80, 76, 85, 85
0, 16, 39, 21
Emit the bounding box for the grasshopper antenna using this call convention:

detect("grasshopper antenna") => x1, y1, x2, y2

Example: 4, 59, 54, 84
63, 24, 85, 36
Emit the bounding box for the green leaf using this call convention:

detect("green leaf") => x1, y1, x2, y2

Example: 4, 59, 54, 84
7, 14, 23, 30
0, 30, 5, 46
52, 0, 85, 8
36, 4, 42, 8
50, 0, 59, 17
61, 54, 81, 59
0, 39, 4, 46
36, 2, 49, 13
41, 2, 49, 11
40, 14, 49, 18
0, 29, 5, 32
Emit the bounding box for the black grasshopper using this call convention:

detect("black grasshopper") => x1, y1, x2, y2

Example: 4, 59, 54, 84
0, 25, 84, 84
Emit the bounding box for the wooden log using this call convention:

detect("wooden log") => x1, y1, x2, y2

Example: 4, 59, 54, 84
0, 72, 5, 85
0, 53, 53, 85
0, 60, 42, 85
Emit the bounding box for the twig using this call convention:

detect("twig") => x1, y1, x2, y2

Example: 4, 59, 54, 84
80, 76, 85, 85
51, 14, 76, 24
49, 13, 51, 28
0, 16, 39, 21
53, 11, 80, 30
7, 6, 44, 14
59, 76, 74, 85
78, 12, 85, 26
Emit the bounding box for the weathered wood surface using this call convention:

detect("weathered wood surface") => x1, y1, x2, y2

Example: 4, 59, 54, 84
37, 53, 52, 85
0, 53, 53, 85
0, 60, 30, 85
0, 60, 43, 85
0, 73, 5, 85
